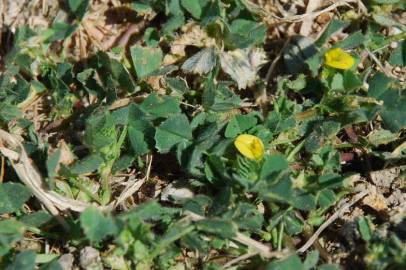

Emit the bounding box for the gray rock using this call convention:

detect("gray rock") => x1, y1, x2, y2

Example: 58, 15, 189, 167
80, 246, 103, 270
58, 254, 74, 270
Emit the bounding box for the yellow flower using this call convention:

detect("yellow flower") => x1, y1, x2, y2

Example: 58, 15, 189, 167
324, 48, 355, 70
234, 134, 264, 161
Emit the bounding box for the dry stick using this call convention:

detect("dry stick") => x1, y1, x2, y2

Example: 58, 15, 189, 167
0, 129, 97, 220
297, 190, 369, 253
300, 0, 323, 36
0, 131, 65, 218
109, 20, 147, 49
258, 37, 291, 116
365, 49, 395, 79
113, 154, 153, 208
266, 0, 352, 23
264, 37, 291, 87
189, 191, 368, 266
302, 225, 331, 262
356, 0, 368, 13
19, 93, 43, 112
0, 156, 4, 183
235, 232, 285, 258
186, 211, 288, 259
11, 158, 70, 230
222, 252, 259, 269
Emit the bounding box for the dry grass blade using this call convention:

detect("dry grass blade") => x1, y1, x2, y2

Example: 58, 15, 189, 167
365, 48, 396, 78
297, 189, 369, 253
0, 156, 4, 183
264, 38, 291, 87
113, 154, 153, 208
265, 0, 352, 23
222, 252, 259, 269
0, 129, 99, 214
300, 0, 323, 36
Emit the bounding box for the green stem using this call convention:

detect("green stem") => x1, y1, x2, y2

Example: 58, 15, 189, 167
100, 165, 113, 205
100, 125, 128, 205
69, 177, 103, 205
277, 222, 284, 251
372, 32, 406, 53
287, 140, 305, 162
271, 227, 278, 248
333, 142, 359, 149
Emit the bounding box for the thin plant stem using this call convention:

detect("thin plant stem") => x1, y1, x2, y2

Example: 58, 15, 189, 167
277, 222, 284, 251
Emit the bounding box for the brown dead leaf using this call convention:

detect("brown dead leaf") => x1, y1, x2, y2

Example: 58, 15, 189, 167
178, 22, 216, 48
363, 184, 388, 211
387, 189, 406, 208
220, 47, 267, 89
164, 22, 216, 66
163, 54, 181, 66
370, 167, 402, 189
109, 98, 131, 110
57, 140, 76, 166
144, 76, 165, 94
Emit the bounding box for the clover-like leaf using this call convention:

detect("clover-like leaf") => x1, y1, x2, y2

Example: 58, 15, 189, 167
0, 220, 25, 256
80, 207, 118, 244
130, 45, 163, 78
0, 183, 31, 215
155, 114, 193, 153
68, 0, 89, 20
180, 0, 208, 19
6, 250, 36, 270
225, 113, 258, 138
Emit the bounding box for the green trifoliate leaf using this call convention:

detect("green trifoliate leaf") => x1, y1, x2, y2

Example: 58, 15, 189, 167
0, 183, 31, 215
155, 114, 193, 153
80, 207, 118, 244
130, 45, 163, 78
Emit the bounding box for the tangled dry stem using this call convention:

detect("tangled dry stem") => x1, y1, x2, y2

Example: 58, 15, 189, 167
0, 129, 103, 229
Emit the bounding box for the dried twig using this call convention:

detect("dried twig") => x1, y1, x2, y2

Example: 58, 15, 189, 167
297, 190, 369, 253
356, 0, 368, 14
0, 129, 98, 216
222, 252, 259, 269
266, 0, 352, 23
300, 0, 323, 36
105, 20, 147, 49
186, 211, 288, 259
113, 154, 152, 208
0, 156, 4, 183
365, 49, 395, 78
187, 190, 369, 264
264, 37, 291, 87
257, 37, 291, 116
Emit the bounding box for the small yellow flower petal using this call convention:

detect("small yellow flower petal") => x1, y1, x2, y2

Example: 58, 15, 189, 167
234, 134, 264, 161
324, 48, 355, 70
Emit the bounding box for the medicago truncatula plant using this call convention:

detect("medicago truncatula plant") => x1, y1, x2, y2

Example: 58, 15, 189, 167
0, 0, 405, 269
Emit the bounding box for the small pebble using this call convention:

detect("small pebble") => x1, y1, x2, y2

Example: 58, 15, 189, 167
80, 246, 103, 270
58, 254, 74, 270
390, 42, 398, 49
